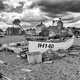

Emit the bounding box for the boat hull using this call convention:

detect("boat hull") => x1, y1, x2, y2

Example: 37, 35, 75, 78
28, 36, 74, 53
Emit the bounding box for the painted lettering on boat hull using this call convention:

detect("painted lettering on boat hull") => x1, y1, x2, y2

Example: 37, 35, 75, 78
38, 43, 54, 48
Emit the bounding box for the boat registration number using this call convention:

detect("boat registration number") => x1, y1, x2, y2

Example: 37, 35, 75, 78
38, 43, 54, 48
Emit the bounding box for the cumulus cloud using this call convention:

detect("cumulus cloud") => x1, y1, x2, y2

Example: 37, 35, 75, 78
3, 0, 22, 8
0, 0, 80, 29
0, 12, 23, 24
0, 0, 50, 30
2, 0, 80, 18
0, 0, 49, 22
22, 7, 49, 21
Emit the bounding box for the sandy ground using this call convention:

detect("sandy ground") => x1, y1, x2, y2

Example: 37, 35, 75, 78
0, 36, 80, 80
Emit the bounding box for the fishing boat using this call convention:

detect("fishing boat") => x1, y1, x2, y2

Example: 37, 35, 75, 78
13, 18, 75, 53
28, 35, 74, 53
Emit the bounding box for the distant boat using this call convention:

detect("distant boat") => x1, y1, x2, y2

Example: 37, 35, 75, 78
28, 35, 74, 53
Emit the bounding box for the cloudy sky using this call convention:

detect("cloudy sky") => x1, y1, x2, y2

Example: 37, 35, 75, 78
0, 0, 80, 29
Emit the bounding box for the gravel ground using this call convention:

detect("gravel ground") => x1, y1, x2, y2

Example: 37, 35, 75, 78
0, 50, 80, 80
0, 36, 80, 80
